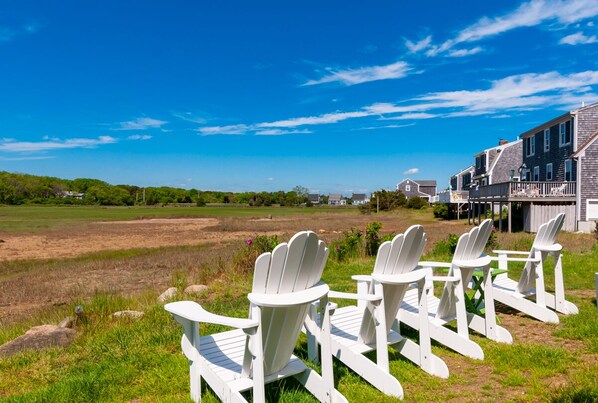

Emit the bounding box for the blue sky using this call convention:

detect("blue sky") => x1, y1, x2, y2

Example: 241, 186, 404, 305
2, 1, 598, 194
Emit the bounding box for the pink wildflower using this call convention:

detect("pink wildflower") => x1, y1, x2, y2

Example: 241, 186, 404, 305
247, 239, 253, 246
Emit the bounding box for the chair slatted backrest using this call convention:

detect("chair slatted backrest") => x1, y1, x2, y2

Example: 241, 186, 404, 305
250, 231, 329, 375
436, 219, 493, 319
517, 213, 564, 293
360, 225, 427, 344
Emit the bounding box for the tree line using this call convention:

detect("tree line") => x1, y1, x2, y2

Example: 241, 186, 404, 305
0, 172, 313, 207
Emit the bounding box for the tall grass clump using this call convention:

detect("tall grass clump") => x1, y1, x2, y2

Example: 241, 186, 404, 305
364, 221, 395, 257
330, 228, 363, 262
232, 234, 280, 273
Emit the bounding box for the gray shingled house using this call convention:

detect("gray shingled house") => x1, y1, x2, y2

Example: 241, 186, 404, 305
396, 179, 437, 201
469, 102, 598, 232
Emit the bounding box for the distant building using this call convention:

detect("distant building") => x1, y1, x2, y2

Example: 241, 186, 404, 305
307, 193, 322, 205
60, 191, 85, 199
473, 139, 522, 186
396, 179, 437, 201
328, 194, 347, 206
351, 193, 369, 205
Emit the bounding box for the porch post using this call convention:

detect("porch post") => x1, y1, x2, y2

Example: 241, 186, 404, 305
508, 202, 512, 233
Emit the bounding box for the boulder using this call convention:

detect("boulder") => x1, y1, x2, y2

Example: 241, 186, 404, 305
0, 325, 76, 358
184, 284, 208, 295
113, 310, 144, 319
157, 287, 178, 303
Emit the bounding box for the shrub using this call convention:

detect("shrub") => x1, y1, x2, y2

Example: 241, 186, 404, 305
365, 221, 383, 256
429, 233, 460, 258
232, 234, 280, 273
330, 228, 363, 262
433, 203, 449, 219
406, 196, 428, 209
594, 221, 598, 240
485, 227, 499, 251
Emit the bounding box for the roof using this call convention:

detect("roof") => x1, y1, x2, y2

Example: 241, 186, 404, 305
451, 165, 475, 178
397, 178, 436, 187
352, 193, 367, 200
328, 194, 343, 200
519, 101, 598, 139
307, 193, 320, 201
573, 129, 598, 158
474, 139, 521, 157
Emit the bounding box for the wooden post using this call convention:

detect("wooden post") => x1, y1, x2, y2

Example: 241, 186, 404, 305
508, 202, 512, 233
468, 202, 471, 225
499, 202, 503, 232
491, 202, 495, 224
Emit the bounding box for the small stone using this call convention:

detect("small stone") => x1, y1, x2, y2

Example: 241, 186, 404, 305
0, 325, 76, 358
157, 287, 178, 303
113, 310, 144, 319
184, 284, 208, 295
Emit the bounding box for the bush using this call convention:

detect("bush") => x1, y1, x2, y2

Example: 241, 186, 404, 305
433, 203, 449, 219
365, 221, 382, 256
429, 233, 460, 258
232, 234, 280, 273
485, 227, 499, 251
330, 228, 363, 262
406, 196, 428, 209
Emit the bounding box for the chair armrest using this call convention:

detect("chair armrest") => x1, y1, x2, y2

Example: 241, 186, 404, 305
248, 283, 329, 307
351, 274, 372, 282
372, 270, 426, 285
165, 301, 258, 330
493, 250, 529, 255
430, 275, 460, 283
418, 261, 451, 269
453, 255, 492, 269
490, 256, 540, 264
534, 243, 562, 253
329, 290, 382, 302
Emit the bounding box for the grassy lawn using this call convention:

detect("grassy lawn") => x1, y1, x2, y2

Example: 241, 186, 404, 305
1, 238, 596, 401
0, 205, 358, 233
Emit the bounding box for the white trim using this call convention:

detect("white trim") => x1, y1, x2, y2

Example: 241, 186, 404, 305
525, 136, 535, 156
564, 159, 572, 181
533, 166, 540, 181
544, 129, 550, 152
559, 122, 571, 147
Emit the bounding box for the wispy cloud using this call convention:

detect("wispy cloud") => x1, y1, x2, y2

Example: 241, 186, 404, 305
0, 136, 117, 153
195, 70, 598, 135
0, 156, 55, 161
447, 47, 484, 58
254, 129, 312, 136
303, 61, 412, 86
559, 31, 598, 45
171, 111, 207, 124
198, 124, 250, 135
0, 22, 40, 42
404, 168, 420, 175
356, 123, 416, 130
113, 117, 167, 131
405, 36, 432, 53
410, 0, 598, 57
127, 134, 152, 140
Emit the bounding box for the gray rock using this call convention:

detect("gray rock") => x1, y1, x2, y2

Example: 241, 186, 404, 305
0, 325, 76, 358
113, 310, 144, 319
157, 287, 178, 303
184, 284, 208, 295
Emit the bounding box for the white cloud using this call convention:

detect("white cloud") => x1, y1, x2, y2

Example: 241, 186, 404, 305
404, 168, 420, 175
0, 156, 55, 161
423, 0, 598, 57
559, 31, 598, 44
447, 47, 484, 57
257, 111, 370, 128
113, 117, 167, 131
384, 113, 437, 120
356, 123, 416, 130
254, 129, 312, 136
127, 134, 153, 140
405, 35, 432, 53
172, 111, 207, 124
303, 61, 412, 86
0, 136, 117, 153
198, 124, 249, 135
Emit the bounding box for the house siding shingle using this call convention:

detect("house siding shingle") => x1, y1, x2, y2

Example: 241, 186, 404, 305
491, 142, 522, 183
577, 103, 598, 145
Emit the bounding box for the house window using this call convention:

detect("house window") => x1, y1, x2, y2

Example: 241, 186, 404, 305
525, 135, 535, 157
560, 122, 571, 146
546, 163, 553, 181
588, 200, 598, 220
564, 159, 572, 181
509, 169, 515, 180
533, 166, 540, 181
544, 129, 550, 152
405, 185, 410, 192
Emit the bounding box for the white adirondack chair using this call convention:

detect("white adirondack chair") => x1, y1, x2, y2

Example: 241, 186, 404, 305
492, 213, 579, 323
399, 219, 512, 361
305, 225, 449, 399
165, 231, 347, 403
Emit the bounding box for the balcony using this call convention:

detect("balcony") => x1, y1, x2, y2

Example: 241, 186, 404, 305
468, 181, 576, 202
437, 190, 469, 204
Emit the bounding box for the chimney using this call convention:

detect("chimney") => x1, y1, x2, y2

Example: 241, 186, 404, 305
499, 139, 509, 146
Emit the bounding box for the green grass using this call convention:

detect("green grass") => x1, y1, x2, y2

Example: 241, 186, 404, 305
0, 205, 355, 233
1, 234, 597, 401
